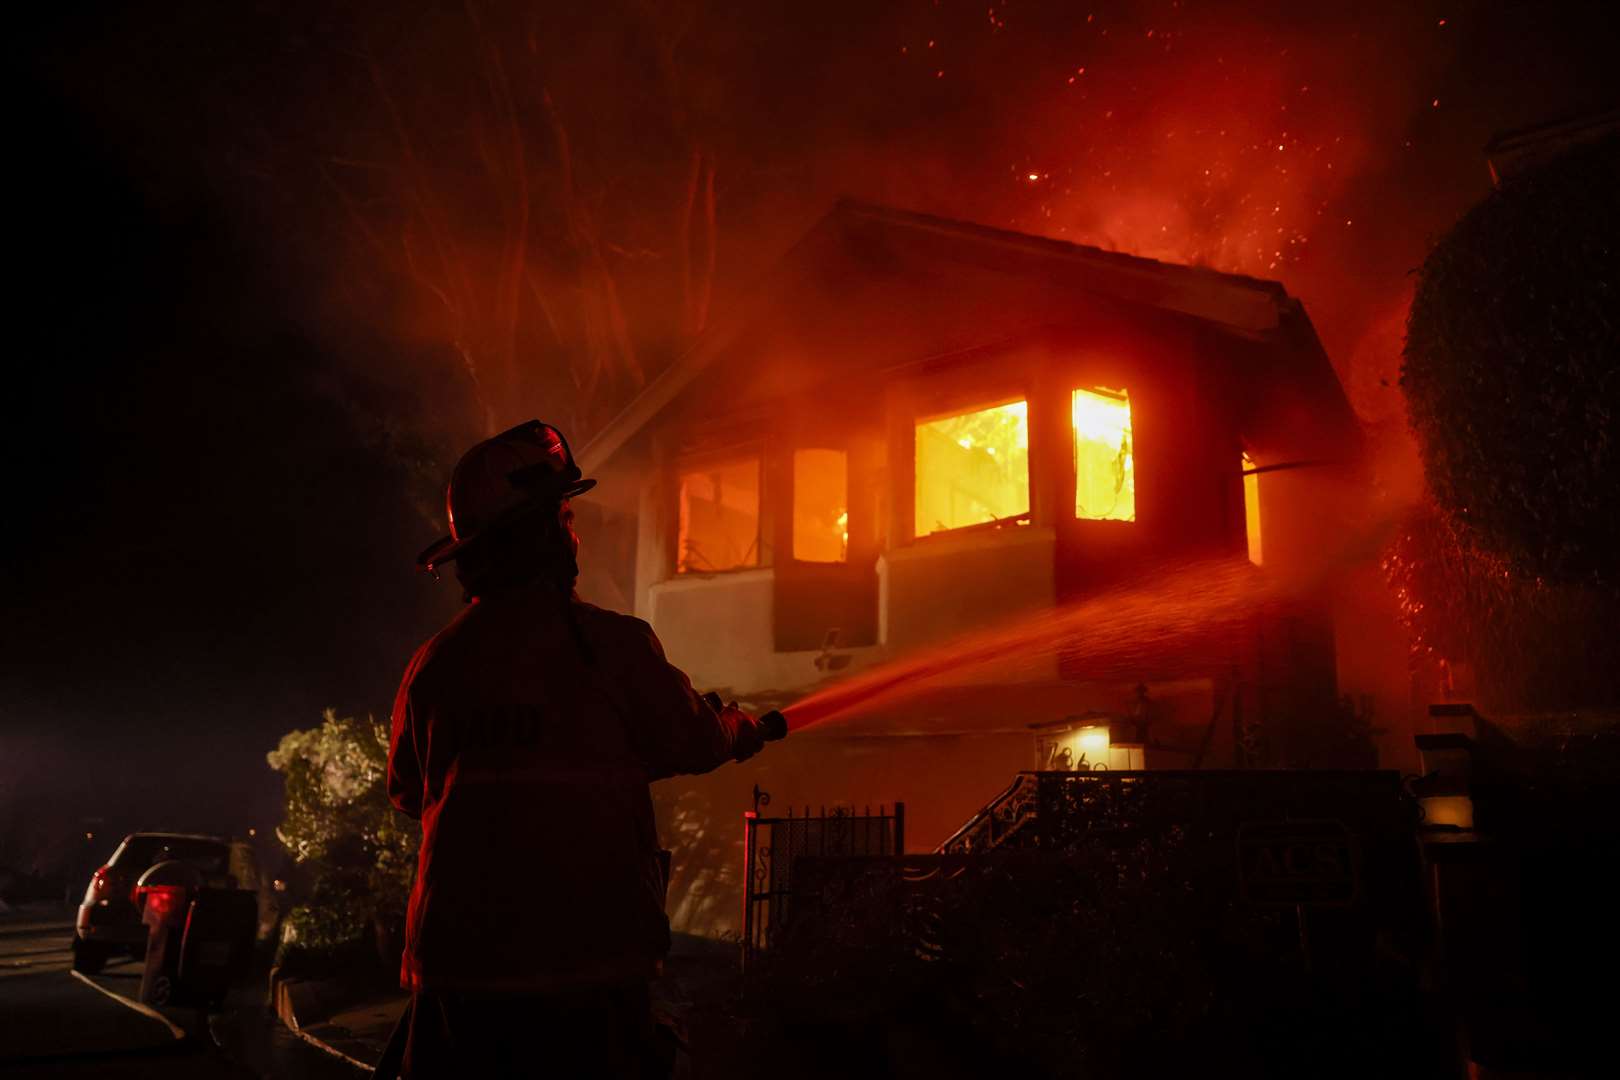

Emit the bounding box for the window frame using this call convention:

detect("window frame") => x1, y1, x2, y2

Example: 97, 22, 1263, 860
1069, 383, 1137, 524
670, 448, 766, 577
788, 445, 851, 565
910, 391, 1035, 542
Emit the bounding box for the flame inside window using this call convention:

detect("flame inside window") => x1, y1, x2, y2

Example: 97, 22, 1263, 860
793, 448, 848, 562
1242, 451, 1263, 566
1072, 386, 1135, 521
677, 458, 760, 573
914, 399, 1030, 537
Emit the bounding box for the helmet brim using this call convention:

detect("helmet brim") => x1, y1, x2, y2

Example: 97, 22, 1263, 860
415, 477, 595, 573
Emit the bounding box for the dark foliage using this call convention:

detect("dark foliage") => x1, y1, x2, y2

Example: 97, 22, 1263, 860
1383, 504, 1620, 710
1470, 713, 1620, 835
1402, 136, 1620, 586
1450, 718, 1620, 1071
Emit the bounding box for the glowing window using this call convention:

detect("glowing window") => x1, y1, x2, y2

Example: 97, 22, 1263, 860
1072, 386, 1135, 521
914, 399, 1030, 537
676, 458, 760, 573
1242, 452, 1263, 566
792, 449, 848, 563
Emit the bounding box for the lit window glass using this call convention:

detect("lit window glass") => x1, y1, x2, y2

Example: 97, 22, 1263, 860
792, 449, 848, 563
1072, 387, 1135, 522
676, 459, 760, 573
914, 399, 1030, 537
1242, 452, 1263, 566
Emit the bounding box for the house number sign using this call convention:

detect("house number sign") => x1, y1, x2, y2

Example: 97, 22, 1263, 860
1236, 819, 1359, 907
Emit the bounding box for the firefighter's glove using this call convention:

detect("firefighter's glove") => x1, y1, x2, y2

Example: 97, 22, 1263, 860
724, 704, 766, 762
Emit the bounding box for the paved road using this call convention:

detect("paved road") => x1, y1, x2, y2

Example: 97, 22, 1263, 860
0, 904, 361, 1079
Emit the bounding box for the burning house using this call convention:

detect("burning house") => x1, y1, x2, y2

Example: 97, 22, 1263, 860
575, 200, 1368, 938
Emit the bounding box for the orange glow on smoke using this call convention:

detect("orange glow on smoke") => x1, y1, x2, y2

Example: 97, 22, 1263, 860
1019, 34, 1380, 281
1072, 387, 1134, 521
915, 399, 1030, 537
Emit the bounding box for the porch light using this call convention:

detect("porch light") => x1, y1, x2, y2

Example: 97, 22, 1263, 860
1418, 795, 1475, 830
1414, 729, 1477, 833
1032, 713, 1145, 772
1075, 724, 1111, 760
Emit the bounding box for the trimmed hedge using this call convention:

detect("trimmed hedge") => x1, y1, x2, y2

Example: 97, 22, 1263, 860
1402, 136, 1619, 586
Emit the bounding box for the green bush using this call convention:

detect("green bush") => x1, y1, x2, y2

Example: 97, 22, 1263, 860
1401, 136, 1620, 587
267, 709, 417, 968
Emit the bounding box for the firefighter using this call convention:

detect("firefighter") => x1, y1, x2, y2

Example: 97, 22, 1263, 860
382, 420, 771, 1078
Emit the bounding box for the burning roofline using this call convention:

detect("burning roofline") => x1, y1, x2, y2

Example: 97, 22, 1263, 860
580, 199, 1315, 474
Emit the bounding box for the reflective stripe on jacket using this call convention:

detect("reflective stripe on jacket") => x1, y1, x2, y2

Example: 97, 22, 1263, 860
388, 584, 750, 991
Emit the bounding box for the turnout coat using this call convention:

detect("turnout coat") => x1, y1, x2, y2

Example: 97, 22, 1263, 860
388, 581, 755, 991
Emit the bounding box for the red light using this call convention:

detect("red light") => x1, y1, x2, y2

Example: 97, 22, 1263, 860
137, 884, 188, 920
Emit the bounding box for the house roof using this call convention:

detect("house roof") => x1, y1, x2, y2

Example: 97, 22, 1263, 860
581, 200, 1317, 472
1484, 107, 1620, 185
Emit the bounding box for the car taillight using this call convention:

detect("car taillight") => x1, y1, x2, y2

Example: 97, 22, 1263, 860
136, 884, 188, 920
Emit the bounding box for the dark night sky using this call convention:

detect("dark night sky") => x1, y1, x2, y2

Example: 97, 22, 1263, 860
5, 0, 1616, 872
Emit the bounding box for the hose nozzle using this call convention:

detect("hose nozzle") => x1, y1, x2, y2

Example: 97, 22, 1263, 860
758, 710, 788, 742
701, 692, 788, 742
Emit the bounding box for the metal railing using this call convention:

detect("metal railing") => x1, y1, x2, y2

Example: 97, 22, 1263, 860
742, 787, 903, 966
940, 769, 1414, 855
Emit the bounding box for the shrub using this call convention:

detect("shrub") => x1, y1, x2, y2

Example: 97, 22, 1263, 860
1397, 138, 1620, 712
1401, 136, 1620, 587
267, 709, 417, 968
1383, 504, 1620, 711
1386, 501, 1620, 712
1399, 138, 1613, 586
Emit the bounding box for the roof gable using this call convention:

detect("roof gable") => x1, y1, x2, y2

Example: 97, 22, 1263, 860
582, 200, 1313, 472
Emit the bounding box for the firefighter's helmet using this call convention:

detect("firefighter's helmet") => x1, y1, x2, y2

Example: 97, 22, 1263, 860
416, 420, 595, 572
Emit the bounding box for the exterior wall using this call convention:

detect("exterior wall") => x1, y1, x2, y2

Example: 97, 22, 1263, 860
648, 570, 775, 691
878, 525, 1057, 672
648, 568, 886, 697
633, 466, 670, 622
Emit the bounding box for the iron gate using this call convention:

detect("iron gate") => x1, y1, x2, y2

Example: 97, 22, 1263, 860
742, 786, 903, 966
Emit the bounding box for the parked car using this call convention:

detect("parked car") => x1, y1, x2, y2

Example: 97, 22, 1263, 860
73, 832, 257, 974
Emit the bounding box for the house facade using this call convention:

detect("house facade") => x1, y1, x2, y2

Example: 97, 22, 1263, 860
574, 201, 1370, 938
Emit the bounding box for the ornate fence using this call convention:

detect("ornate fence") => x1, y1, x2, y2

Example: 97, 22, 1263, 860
764, 773, 1436, 1075
804, 770, 1423, 963
741, 788, 903, 967
941, 769, 1415, 859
